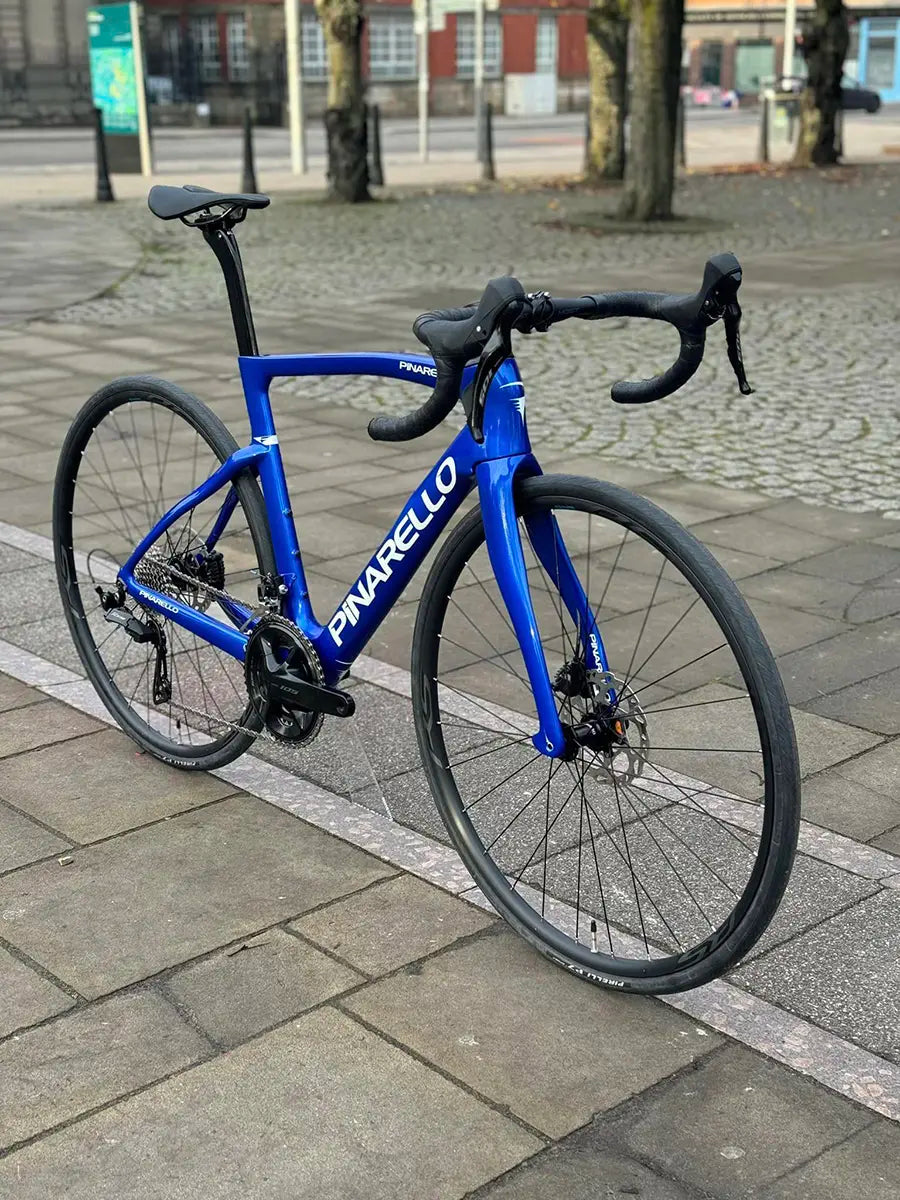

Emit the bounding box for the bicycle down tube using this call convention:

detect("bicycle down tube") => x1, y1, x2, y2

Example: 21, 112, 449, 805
118, 350, 609, 758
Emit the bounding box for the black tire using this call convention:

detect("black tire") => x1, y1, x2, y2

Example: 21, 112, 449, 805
412, 475, 800, 994
53, 376, 276, 771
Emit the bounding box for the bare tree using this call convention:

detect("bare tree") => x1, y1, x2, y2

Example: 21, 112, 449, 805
585, 0, 629, 182
314, 0, 369, 202
793, 0, 849, 167
619, 0, 685, 221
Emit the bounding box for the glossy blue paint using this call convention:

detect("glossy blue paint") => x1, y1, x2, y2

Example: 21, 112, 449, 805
477, 454, 567, 757
523, 510, 609, 673
117, 349, 590, 757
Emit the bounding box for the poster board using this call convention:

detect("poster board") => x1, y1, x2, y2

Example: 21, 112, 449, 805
87, 3, 152, 175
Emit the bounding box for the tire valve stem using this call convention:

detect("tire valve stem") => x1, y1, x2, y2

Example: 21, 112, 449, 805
590, 919, 598, 954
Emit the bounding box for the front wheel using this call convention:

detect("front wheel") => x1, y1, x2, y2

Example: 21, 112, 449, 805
412, 475, 800, 994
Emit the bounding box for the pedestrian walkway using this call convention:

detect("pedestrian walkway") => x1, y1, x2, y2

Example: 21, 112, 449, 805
1, 674, 897, 1197
0, 173, 897, 1192
2, 108, 899, 206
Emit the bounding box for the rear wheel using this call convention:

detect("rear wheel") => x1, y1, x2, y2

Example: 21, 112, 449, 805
412, 475, 800, 994
53, 376, 275, 771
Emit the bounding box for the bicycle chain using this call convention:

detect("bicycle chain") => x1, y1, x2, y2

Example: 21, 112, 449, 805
132, 553, 287, 745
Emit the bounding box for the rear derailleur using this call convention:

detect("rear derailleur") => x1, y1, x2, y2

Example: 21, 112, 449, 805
96, 582, 171, 704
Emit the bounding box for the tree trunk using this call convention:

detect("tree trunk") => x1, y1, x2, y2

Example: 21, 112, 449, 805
620, 0, 684, 221
585, 0, 629, 182
793, 0, 848, 167
314, 0, 369, 202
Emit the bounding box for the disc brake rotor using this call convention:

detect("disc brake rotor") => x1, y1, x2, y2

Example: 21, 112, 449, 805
585, 670, 650, 785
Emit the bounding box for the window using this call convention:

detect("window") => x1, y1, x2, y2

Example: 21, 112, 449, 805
302, 11, 327, 79
190, 14, 221, 83
161, 16, 181, 75
535, 14, 557, 74
368, 12, 417, 79
456, 13, 502, 78
865, 21, 897, 91
735, 40, 774, 93
699, 42, 722, 87
227, 13, 250, 83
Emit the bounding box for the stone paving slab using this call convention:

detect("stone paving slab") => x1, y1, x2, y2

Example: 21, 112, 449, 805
775, 618, 900, 708
800, 769, 900, 842
0, 945, 73, 1038
343, 929, 720, 1138
0, 727, 238, 843
805, 666, 900, 735
874, 826, 900, 855
474, 1145, 700, 1199
0, 698, 101, 758
793, 542, 900, 585
291, 873, 494, 976
735, 890, 900, 1064
0, 795, 394, 997
162, 927, 362, 1049
760, 1120, 900, 1199
0, 544, 46, 578
594, 1045, 875, 1200
0, 991, 210, 1153
0, 1007, 541, 1200
0, 803, 71, 873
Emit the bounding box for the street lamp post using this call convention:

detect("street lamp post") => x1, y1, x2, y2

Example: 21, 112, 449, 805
782, 0, 797, 80
474, 0, 485, 160
285, 0, 307, 174
415, 0, 430, 162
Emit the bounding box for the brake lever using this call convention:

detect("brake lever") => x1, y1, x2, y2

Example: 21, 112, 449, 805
515, 292, 553, 335
723, 300, 754, 396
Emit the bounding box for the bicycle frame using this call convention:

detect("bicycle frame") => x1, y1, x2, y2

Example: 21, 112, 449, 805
119, 351, 609, 759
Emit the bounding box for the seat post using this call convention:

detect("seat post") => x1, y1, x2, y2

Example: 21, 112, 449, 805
202, 221, 259, 357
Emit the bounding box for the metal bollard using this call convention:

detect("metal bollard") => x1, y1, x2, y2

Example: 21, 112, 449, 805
94, 106, 115, 203
368, 103, 385, 187
835, 106, 845, 159
676, 93, 686, 168
480, 101, 495, 182
241, 106, 258, 194
757, 93, 770, 164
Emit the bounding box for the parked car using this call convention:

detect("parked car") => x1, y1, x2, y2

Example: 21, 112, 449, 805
776, 74, 881, 112
841, 76, 882, 112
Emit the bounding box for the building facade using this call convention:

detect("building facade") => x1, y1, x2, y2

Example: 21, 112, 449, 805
136, 0, 591, 124
684, 1, 900, 102
2, 0, 899, 126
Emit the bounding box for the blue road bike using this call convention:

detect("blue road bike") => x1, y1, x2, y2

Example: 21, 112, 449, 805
54, 185, 799, 993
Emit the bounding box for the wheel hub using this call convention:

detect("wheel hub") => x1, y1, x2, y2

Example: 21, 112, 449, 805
557, 667, 649, 784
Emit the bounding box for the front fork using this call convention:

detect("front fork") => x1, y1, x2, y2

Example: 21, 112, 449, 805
476, 457, 609, 759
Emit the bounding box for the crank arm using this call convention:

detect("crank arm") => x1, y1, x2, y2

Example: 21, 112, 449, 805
267, 673, 356, 719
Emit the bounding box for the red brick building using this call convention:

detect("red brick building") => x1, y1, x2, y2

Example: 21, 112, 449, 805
140, 0, 591, 122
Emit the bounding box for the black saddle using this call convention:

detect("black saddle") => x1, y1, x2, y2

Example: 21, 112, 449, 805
148, 184, 270, 222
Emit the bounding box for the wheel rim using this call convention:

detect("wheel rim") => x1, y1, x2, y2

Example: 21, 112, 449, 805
57, 391, 267, 755
423, 489, 783, 979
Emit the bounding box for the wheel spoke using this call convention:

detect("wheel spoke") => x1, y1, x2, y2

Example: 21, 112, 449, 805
421, 486, 792, 983
63, 392, 261, 756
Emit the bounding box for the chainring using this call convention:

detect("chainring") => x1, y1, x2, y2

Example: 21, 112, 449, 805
244, 615, 324, 744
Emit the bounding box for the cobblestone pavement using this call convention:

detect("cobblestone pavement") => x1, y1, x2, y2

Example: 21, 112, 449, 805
41, 164, 900, 513
0, 170, 898, 1189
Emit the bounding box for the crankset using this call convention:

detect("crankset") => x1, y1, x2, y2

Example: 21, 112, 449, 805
244, 615, 354, 743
